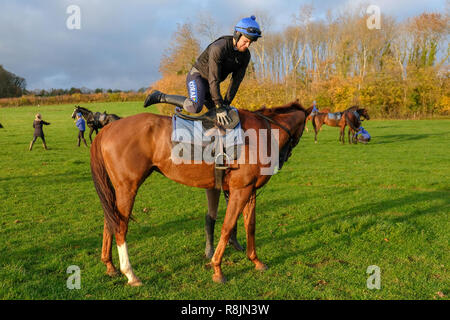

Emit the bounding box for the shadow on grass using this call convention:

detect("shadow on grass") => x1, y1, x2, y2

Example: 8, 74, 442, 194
371, 133, 442, 145
262, 189, 448, 269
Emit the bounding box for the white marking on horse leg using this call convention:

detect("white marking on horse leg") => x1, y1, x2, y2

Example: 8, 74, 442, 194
117, 242, 140, 285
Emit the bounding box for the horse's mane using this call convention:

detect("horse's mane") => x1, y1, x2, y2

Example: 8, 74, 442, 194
76, 106, 92, 113
253, 100, 307, 116
346, 105, 360, 112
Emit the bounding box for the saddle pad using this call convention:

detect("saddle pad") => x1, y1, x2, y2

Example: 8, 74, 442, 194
171, 108, 243, 149
328, 112, 342, 121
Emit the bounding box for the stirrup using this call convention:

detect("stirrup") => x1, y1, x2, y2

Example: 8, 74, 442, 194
215, 153, 230, 170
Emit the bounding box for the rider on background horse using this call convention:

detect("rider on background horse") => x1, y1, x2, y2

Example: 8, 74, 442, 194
311, 101, 318, 116
144, 15, 262, 126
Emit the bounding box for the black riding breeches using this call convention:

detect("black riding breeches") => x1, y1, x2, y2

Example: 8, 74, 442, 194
185, 70, 215, 113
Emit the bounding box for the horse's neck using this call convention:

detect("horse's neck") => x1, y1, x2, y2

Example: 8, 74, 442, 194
80, 109, 93, 118
270, 111, 303, 141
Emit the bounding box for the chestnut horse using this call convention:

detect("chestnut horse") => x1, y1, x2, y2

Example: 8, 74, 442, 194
90, 101, 310, 286
305, 107, 330, 132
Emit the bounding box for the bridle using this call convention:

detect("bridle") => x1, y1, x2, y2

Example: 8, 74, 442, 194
254, 111, 299, 171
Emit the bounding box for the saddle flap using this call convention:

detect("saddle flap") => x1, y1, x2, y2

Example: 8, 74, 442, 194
328, 112, 342, 120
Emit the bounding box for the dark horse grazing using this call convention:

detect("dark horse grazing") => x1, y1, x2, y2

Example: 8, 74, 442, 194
311, 106, 369, 144
90, 101, 310, 286
343, 106, 370, 144
71, 106, 121, 143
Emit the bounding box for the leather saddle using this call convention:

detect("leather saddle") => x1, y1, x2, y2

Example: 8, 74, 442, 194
175, 107, 240, 132
172, 108, 242, 190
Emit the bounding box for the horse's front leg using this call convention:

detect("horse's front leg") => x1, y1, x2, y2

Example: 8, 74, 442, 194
243, 190, 267, 271
89, 127, 94, 143
205, 188, 220, 259
211, 186, 253, 283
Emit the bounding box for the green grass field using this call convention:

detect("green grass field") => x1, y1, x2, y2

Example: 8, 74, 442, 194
0, 101, 448, 300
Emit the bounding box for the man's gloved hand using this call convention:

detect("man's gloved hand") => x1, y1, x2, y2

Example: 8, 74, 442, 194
216, 103, 231, 126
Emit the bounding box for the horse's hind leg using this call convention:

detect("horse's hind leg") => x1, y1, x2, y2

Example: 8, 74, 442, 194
114, 187, 142, 286
101, 220, 119, 276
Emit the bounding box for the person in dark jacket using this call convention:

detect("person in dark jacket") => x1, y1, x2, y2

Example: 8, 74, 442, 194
144, 15, 262, 125
74, 112, 88, 147
29, 113, 50, 151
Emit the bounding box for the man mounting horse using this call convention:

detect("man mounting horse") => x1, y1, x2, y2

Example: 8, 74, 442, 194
90, 16, 313, 286
144, 15, 262, 259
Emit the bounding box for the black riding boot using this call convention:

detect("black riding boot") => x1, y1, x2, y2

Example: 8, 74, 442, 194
144, 90, 187, 109
223, 191, 244, 252
205, 214, 216, 259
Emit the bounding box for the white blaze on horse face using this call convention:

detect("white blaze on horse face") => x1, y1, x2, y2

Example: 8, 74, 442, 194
117, 242, 138, 283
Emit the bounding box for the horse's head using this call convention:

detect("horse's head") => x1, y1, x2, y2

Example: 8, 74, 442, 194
358, 108, 370, 120
71, 105, 81, 119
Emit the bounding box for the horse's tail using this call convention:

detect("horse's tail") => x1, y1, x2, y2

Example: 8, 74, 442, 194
90, 133, 121, 234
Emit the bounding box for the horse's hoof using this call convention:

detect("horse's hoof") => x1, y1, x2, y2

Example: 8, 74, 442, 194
255, 262, 268, 271
106, 269, 120, 277
205, 248, 214, 259
127, 279, 143, 287
212, 274, 227, 284
105, 264, 119, 277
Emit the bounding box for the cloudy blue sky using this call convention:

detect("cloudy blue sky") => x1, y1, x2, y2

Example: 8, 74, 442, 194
0, 0, 447, 91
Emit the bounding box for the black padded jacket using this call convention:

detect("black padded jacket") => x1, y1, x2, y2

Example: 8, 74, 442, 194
193, 36, 250, 106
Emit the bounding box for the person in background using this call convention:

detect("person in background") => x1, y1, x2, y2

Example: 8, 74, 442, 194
356, 126, 371, 144
311, 100, 318, 116
29, 113, 50, 151
75, 112, 88, 147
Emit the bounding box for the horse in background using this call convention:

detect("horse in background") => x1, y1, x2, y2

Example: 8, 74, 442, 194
71, 105, 121, 143
311, 110, 345, 143
343, 106, 370, 144
0, 122, 3, 129
305, 107, 330, 132
311, 106, 370, 144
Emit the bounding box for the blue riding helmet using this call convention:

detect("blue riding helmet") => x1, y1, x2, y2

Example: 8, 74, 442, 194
77, 113, 82, 117
234, 15, 262, 42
